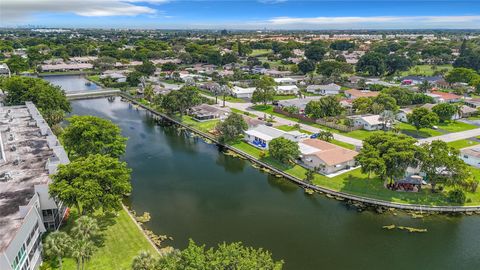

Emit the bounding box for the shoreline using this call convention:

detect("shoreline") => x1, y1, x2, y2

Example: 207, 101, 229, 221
87, 92, 480, 213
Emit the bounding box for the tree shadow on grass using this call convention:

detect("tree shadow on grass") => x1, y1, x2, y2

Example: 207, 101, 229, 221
338, 174, 451, 206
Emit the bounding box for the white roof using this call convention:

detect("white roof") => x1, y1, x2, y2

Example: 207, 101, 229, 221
359, 115, 383, 125
277, 85, 299, 91
245, 125, 285, 141
232, 86, 256, 94
298, 142, 320, 155
307, 83, 340, 91
274, 77, 296, 84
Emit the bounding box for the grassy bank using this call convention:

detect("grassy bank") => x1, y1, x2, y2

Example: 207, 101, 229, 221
44, 207, 157, 270
228, 140, 480, 206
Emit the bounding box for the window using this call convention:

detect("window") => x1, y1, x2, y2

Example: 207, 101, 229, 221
11, 245, 26, 270
464, 155, 468, 159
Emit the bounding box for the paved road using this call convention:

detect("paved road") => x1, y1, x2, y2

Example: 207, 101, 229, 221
207, 96, 363, 148
418, 128, 480, 144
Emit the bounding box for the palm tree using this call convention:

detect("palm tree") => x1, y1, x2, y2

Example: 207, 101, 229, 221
131, 251, 158, 270
44, 231, 72, 270
71, 239, 95, 270
72, 216, 99, 242
143, 84, 154, 103
71, 216, 99, 270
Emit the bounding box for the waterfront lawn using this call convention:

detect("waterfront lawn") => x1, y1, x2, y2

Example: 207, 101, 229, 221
447, 139, 479, 149
181, 115, 219, 133
48, 208, 157, 270
229, 140, 480, 206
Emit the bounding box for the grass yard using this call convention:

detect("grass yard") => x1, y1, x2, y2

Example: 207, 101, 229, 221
249, 49, 273, 57
399, 64, 453, 77
228, 140, 480, 205
447, 139, 480, 149
44, 208, 157, 270
276, 125, 356, 150
396, 122, 443, 138
181, 115, 219, 133
437, 121, 478, 133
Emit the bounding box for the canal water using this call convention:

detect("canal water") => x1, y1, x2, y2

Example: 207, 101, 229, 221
42, 75, 100, 92
71, 97, 480, 270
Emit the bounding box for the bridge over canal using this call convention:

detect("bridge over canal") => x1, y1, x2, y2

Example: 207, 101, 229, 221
65, 89, 121, 100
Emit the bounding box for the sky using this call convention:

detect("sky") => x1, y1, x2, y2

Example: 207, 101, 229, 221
1, 0, 480, 30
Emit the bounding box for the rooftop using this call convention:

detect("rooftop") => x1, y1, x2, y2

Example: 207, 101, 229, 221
345, 89, 379, 98
300, 139, 358, 166
0, 103, 68, 251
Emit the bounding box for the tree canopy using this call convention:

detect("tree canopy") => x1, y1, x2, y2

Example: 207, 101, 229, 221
356, 52, 386, 76
62, 115, 127, 159
252, 76, 276, 105
304, 96, 344, 119
269, 137, 300, 164
50, 154, 131, 215
0, 76, 71, 125
407, 107, 439, 131
215, 113, 248, 143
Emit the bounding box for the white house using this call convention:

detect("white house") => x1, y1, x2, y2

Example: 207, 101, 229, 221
232, 86, 256, 99
276, 85, 299, 95
306, 83, 341, 95
351, 115, 384, 130
244, 125, 307, 149
0, 63, 11, 77
396, 108, 414, 123
299, 139, 358, 175
460, 145, 480, 168
274, 77, 297, 85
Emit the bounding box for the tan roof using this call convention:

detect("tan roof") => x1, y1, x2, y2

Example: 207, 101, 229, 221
301, 139, 358, 166
345, 89, 379, 98
461, 145, 480, 158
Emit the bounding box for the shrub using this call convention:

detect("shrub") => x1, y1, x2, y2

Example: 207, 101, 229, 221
448, 189, 466, 204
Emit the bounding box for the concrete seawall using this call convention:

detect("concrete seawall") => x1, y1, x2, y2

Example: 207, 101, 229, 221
119, 92, 480, 213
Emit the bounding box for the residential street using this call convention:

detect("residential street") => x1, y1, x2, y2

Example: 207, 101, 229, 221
209, 97, 364, 148
418, 128, 480, 144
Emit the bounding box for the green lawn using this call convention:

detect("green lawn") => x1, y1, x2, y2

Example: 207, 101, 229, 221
45, 208, 157, 270
447, 139, 480, 149
181, 115, 219, 133
400, 64, 453, 76
249, 49, 273, 57
229, 140, 480, 206
396, 122, 443, 138
437, 121, 478, 133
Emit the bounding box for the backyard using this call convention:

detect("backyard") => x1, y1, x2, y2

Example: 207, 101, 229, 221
399, 64, 453, 76
43, 208, 158, 270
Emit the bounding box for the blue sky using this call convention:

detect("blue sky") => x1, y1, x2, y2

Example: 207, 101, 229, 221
1, 1, 480, 29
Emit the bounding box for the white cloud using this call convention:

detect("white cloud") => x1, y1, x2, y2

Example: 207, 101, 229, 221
267, 15, 480, 29
0, 0, 169, 22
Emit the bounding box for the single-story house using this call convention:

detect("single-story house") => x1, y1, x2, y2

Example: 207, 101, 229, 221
276, 85, 299, 95
396, 108, 414, 122
0, 63, 11, 77
350, 114, 385, 130
274, 77, 297, 85
232, 86, 256, 99
244, 125, 307, 149
299, 139, 358, 175
460, 145, 480, 168
401, 75, 443, 86
188, 104, 230, 121
40, 63, 93, 72
464, 98, 480, 109
344, 89, 379, 100
306, 83, 341, 95
277, 97, 321, 114
426, 91, 462, 103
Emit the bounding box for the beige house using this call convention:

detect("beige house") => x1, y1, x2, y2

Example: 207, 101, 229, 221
299, 139, 358, 175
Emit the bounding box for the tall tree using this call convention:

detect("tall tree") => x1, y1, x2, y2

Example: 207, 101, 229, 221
252, 76, 276, 105
71, 216, 99, 270
432, 103, 457, 123
215, 113, 248, 143
50, 154, 132, 215
62, 115, 127, 159
269, 137, 300, 164
408, 107, 439, 131
419, 140, 470, 190
304, 96, 344, 119
356, 52, 386, 76
356, 133, 419, 183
